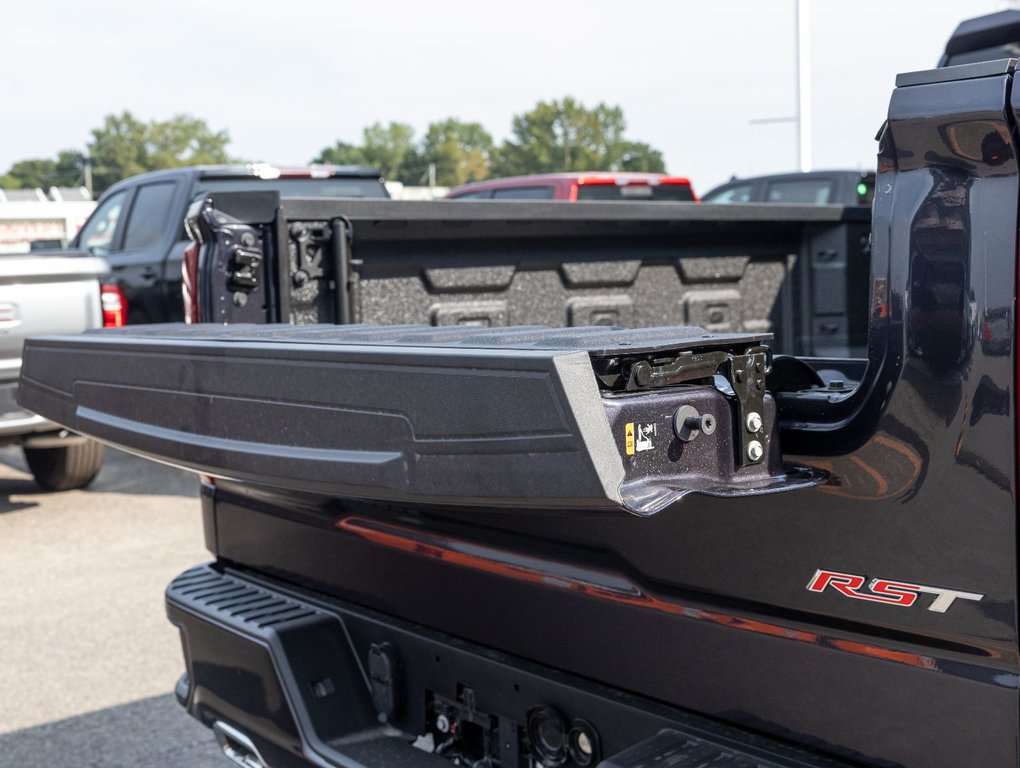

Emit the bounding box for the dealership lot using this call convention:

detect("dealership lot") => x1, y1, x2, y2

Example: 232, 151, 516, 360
0, 446, 223, 766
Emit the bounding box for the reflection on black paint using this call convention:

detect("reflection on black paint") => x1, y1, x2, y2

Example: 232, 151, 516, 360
907, 167, 972, 377
970, 374, 1011, 426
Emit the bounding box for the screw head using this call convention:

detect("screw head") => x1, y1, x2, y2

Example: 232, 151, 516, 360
745, 412, 763, 433
747, 440, 764, 462
436, 714, 451, 733
700, 413, 716, 435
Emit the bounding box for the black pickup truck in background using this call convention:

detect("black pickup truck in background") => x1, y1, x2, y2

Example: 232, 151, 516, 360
66, 164, 388, 324
185, 194, 871, 359
20, 58, 1020, 767
700, 170, 876, 206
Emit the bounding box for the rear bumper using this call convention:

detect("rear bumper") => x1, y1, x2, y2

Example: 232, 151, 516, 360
167, 563, 850, 768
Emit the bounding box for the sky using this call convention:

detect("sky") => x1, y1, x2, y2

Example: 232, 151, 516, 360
4, 0, 1013, 194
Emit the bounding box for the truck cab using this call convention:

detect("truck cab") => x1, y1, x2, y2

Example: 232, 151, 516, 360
446, 172, 697, 202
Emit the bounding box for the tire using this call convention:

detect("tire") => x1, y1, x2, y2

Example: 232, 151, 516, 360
24, 440, 105, 491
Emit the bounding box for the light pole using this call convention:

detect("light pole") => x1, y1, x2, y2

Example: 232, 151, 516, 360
748, 0, 812, 172
83, 157, 93, 198
794, 0, 812, 172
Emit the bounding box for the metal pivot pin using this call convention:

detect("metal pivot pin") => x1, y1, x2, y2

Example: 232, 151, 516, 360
673, 405, 716, 442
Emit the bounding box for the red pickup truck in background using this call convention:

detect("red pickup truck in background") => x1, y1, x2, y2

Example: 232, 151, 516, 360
445, 172, 698, 202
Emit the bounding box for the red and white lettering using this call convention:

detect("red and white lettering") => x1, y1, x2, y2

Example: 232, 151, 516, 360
807, 570, 866, 596
807, 569, 982, 613
867, 579, 920, 607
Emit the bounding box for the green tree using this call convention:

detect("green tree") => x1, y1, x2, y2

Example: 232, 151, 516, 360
0, 150, 85, 190
312, 141, 367, 167
313, 122, 415, 181
408, 118, 494, 187
617, 142, 666, 173
146, 114, 231, 169
86, 112, 150, 192
361, 122, 415, 180
1, 159, 58, 189
493, 97, 664, 176
87, 111, 231, 193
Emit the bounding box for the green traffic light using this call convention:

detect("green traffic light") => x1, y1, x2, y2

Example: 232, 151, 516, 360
857, 182, 869, 196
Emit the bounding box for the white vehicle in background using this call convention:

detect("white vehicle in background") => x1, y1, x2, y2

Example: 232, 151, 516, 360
0, 254, 119, 490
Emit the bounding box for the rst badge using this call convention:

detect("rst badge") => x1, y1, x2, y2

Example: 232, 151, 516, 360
807, 569, 983, 613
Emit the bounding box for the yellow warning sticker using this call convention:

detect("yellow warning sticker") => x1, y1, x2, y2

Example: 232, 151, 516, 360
625, 422, 635, 455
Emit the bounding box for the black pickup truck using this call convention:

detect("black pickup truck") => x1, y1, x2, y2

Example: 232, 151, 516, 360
18, 58, 1020, 768
66, 164, 388, 324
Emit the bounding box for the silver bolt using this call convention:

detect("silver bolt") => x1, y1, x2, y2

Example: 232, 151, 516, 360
748, 440, 764, 462
745, 412, 763, 433
436, 714, 451, 733
575, 731, 593, 756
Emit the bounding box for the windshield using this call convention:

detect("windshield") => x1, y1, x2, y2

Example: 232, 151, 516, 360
76, 190, 128, 254
764, 179, 835, 204
199, 177, 388, 199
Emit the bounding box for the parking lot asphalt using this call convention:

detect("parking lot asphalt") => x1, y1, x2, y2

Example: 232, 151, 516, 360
0, 445, 224, 766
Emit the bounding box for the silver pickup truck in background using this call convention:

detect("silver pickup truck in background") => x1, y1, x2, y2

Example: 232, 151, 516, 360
1, 254, 113, 490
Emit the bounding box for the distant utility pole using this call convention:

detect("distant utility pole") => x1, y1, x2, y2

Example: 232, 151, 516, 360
84, 157, 94, 198
419, 163, 437, 188
748, 0, 812, 172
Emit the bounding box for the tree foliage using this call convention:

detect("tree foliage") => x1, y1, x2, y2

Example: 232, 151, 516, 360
362, 122, 415, 181
311, 101, 662, 185
413, 119, 494, 186
316, 119, 493, 186
315, 122, 415, 182
87, 112, 231, 193
3, 98, 666, 197
493, 98, 664, 176
0, 112, 232, 195
0, 150, 85, 190
615, 142, 666, 172
313, 140, 366, 167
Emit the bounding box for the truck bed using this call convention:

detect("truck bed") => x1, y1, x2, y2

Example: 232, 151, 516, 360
190, 197, 870, 358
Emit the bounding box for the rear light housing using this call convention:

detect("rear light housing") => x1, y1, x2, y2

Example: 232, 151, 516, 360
182, 242, 200, 323
100, 283, 127, 327
571, 175, 698, 202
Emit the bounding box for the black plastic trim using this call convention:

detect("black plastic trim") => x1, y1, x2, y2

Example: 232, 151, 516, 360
167, 564, 856, 768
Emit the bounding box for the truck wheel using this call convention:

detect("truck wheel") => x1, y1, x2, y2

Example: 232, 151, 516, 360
23, 440, 105, 491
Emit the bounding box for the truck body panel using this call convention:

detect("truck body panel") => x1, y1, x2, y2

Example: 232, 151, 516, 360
0, 254, 107, 436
